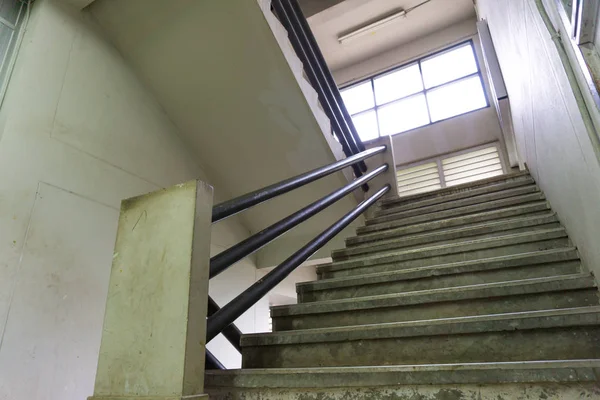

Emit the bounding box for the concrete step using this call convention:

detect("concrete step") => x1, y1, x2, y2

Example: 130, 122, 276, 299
351, 202, 551, 244
374, 184, 540, 220
241, 307, 600, 368
378, 175, 536, 215
300, 249, 581, 302
380, 171, 531, 209
318, 228, 570, 279
365, 192, 546, 229
274, 274, 598, 331
334, 212, 559, 261
205, 360, 600, 400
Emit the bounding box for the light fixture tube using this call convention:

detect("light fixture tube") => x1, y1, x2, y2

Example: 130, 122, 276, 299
338, 9, 406, 43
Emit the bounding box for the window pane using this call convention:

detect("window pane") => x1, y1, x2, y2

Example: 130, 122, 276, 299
421, 44, 478, 89
427, 75, 487, 122
373, 64, 423, 105
341, 81, 374, 114
378, 94, 430, 136
0, 0, 20, 25
352, 110, 379, 141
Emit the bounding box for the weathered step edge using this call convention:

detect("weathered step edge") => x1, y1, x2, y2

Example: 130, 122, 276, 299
353, 202, 550, 242
375, 184, 540, 219
335, 213, 558, 260
380, 171, 531, 208
378, 176, 535, 214
205, 360, 600, 388
242, 306, 600, 347
304, 248, 580, 294
275, 274, 595, 317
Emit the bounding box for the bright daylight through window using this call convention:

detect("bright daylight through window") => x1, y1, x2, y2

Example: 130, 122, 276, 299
341, 41, 488, 141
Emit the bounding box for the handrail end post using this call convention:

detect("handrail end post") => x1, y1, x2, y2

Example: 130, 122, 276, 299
362, 137, 399, 206
90, 180, 214, 399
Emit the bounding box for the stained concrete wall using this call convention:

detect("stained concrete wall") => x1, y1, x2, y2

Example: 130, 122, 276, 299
334, 18, 506, 167
476, 0, 600, 276
0, 0, 266, 398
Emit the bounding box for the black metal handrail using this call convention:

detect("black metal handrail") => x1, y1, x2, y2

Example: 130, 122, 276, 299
205, 146, 391, 370
210, 164, 388, 278
206, 184, 390, 342
212, 145, 385, 223
272, 0, 365, 175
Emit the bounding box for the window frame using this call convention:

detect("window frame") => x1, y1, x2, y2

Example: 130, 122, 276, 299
341, 39, 490, 140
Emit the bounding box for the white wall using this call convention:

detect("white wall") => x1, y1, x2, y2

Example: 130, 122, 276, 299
476, 0, 600, 276
334, 18, 506, 167
0, 1, 265, 398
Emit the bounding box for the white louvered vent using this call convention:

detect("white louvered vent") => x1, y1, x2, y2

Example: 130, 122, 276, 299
396, 144, 504, 197
442, 146, 503, 187
396, 162, 442, 197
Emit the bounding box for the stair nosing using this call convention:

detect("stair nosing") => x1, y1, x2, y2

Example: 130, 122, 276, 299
380, 171, 531, 206
241, 306, 600, 347
366, 192, 546, 227
303, 248, 580, 293
374, 184, 540, 219
337, 212, 559, 258
320, 227, 568, 273
354, 202, 550, 240
275, 273, 595, 317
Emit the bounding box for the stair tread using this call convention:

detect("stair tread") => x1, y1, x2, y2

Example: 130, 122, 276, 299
366, 192, 546, 227
206, 359, 600, 388
302, 248, 580, 293
275, 273, 595, 317
336, 212, 558, 258
353, 202, 550, 243
378, 176, 536, 214
375, 184, 540, 219
242, 306, 600, 346
319, 227, 568, 273
381, 171, 531, 207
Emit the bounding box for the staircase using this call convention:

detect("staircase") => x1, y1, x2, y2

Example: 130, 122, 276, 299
205, 171, 600, 399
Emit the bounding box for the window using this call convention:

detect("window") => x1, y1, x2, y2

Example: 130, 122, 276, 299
0, 0, 25, 91
396, 144, 504, 197
341, 41, 488, 141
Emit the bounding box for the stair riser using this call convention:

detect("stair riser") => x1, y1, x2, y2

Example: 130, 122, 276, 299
301, 261, 581, 302
242, 326, 600, 368
379, 177, 535, 213
334, 219, 560, 261
206, 383, 600, 400
366, 193, 546, 228
374, 185, 540, 219
275, 288, 598, 331
380, 173, 532, 209
320, 238, 571, 279
352, 205, 550, 243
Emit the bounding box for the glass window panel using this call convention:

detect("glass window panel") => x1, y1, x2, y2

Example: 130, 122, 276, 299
373, 64, 423, 105
0, 0, 20, 26
341, 81, 374, 114
421, 44, 478, 89
377, 94, 430, 136
427, 75, 487, 122
352, 110, 379, 141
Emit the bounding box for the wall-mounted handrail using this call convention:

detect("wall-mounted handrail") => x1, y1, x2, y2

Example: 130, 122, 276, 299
206, 184, 390, 342
272, 0, 365, 170
212, 145, 385, 223
210, 164, 388, 278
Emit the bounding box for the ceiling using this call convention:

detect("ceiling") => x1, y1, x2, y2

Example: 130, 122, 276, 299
306, 0, 476, 72
87, 0, 358, 245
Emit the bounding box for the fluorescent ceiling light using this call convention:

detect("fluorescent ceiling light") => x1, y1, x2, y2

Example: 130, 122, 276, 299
338, 9, 406, 43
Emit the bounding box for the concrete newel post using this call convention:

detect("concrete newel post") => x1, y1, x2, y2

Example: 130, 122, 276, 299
89, 180, 213, 400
